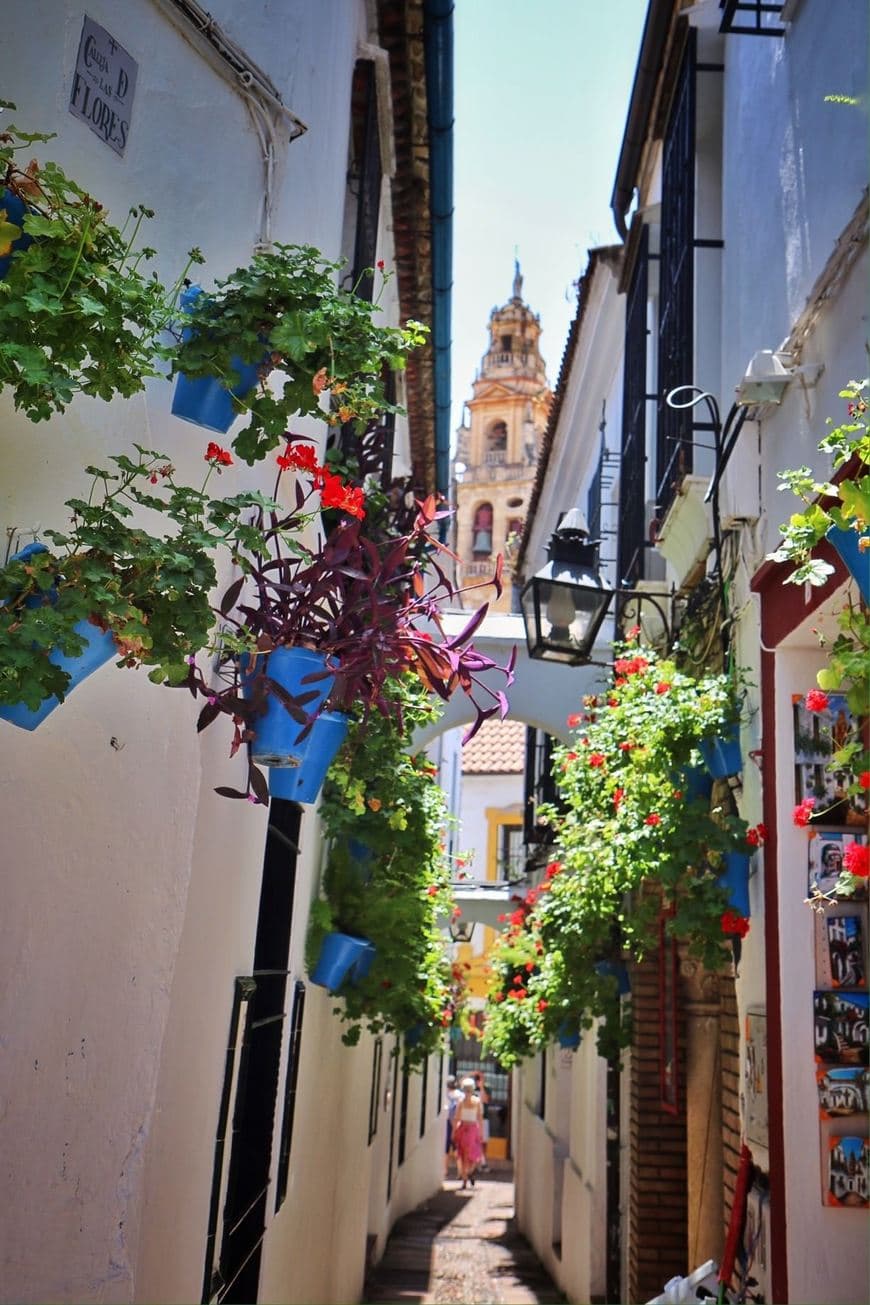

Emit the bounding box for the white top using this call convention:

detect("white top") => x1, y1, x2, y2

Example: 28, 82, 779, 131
459, 1105, 478, 1123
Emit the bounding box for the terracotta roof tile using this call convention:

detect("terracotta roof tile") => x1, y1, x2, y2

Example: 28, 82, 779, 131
461, 718, 526, 774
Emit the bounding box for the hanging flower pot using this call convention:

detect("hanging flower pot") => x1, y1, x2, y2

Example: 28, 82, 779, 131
719, 852, 751, 918
266, 709, 349, 804
827, 525, 870, 605
672, 764, 713, 802
699, 726, 742, 780
593, 959, 631, 995
309, 931, 373, 992
557, 1021, 581, 1049
351, 941, 377, 983
170, 285, 261, 434
0, 542, 116, 731
242, 646, 335, 767
0, 187, 33, 279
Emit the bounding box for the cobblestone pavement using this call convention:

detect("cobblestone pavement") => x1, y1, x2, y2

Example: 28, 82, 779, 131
364, 1163, 564, 1304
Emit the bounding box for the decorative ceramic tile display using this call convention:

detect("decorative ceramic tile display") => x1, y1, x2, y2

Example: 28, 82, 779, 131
814, 901, 868, 988
813, 990, 870, 1066
792, 694, 868, 828
824, 1135, 869, 1208
807, 830, 868, 899
744, 1009, 768, 1149
817, 1066, 870, 1120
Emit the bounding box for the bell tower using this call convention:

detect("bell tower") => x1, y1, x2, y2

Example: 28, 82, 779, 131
453, 263, 552, 612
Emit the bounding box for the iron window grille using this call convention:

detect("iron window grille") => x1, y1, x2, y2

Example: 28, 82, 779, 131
719, 0, 787, 36
523, 727, 562, 846
419, 1056, 429, 1138
368, 1039, 384, 1145
618, 224, 650, 590
274, 981, 306, 1211
656, 30, 696, 522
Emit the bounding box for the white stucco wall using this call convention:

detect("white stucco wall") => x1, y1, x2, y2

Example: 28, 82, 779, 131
0, 4, 440, 1303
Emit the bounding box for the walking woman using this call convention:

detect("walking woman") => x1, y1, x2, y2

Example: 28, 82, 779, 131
452, 1076, 484, 1189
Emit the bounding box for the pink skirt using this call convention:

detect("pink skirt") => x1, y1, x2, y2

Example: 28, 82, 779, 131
452, 1120, 483, 1166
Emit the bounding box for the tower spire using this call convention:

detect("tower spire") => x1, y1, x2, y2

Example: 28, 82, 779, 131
513, 256, 523, 302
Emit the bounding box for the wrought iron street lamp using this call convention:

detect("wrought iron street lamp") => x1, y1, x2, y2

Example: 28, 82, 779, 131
448, 918, 475, 943
519, 509, 613, 664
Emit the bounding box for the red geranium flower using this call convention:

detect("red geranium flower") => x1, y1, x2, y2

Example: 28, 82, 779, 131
589, 752, 606, 768
205, 441, 233, 466
318, 469, 366, 519
721, 910, 750, 938
859, 772, 870, 790
545, 861, 562, 880
644, 813, 661, 826
655, 681, 671, 695
276, 440, 321, 473
567, 712, 583, 728
613, 787, 625, 810
793, 798, 815, 827
844, 843, 869, 879
618, 741, 635, 752
746, 824, 767, 847
805, 689, 830, 713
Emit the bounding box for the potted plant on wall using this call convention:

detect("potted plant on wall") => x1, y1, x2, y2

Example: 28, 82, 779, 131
305, 673, 461, 1068
189, 440, 516, 803
768, 378, 870, 865
0, 106, 196, 420
0, 441, 305, 728
482, 640, 754, 1063
169, 245, 427, 463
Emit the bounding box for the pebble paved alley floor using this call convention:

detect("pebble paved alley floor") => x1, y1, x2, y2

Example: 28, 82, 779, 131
364, 1162, 565, 1304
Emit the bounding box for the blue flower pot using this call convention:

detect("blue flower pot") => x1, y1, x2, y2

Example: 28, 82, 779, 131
557, 1021, 581, 1049
0, 188, 34, 279
267, 710, 349, 804
171, 285, 261, 433
351, 942, 377, 982
593, 960, 631, 996
699, 727, 742, 780
310, 931, 372, 991
0, 541, 116, 730
827, 525, 870, 605
242, 647, 335, 767
719, 852, 751, 918
672, 765, 713, 802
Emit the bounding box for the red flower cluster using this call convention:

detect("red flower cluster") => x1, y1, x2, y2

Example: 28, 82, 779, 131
613, 787, 625, 810
793, 797, 815, 827
746, 823, 768, 847
655, 681, 671, 695
276, 440, 320, 473
859, 772, 870, 790
567, 712, 583, 728
721, 910, 750, 938
205, 442, 233, 466
644, 813, 661, 827
805, 689, 830, 713
844, 843, 869, 879
589, 752, 606, 768
613, 655, 649, 677
318, 468, 366, 519
544, 861, 563, 880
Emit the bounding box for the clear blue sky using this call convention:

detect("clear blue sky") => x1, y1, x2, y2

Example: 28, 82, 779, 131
451, 0, 648, 434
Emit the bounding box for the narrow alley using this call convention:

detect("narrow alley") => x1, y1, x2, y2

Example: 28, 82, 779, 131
364, 1163, 563, 1305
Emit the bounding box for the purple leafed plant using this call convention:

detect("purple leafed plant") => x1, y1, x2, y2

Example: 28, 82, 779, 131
184, 443, 515, 801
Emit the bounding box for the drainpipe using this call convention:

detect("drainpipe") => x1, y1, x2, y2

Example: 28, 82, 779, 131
610, 0, 672, 240
424, 0, 454, 500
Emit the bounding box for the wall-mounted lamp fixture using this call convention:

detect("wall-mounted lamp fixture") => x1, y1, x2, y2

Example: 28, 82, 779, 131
448, 918, 475, 943
520, 509, 673, 664
735, 349, 824, 406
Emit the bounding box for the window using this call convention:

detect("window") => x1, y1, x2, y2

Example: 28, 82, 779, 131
500, 335, 513, 353
719, 0, 787, 36
348, 59, 383, 303
202, 800, 301, 1304
487, 420, 508, 451
368, 1038, 383, 1145
619, 224, 649, 587
472, 503, 494, 556
418, 1056, 429, 1138
497, 822, 525, 884
397, 1063, 410, 1165
275, 981, 306, 1210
